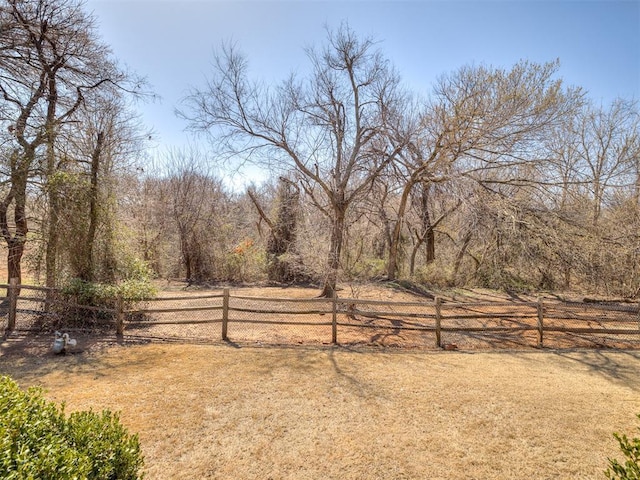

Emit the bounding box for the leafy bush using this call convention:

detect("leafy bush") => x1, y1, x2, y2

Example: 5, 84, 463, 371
606, 414, 640, 479
62, 256, 156, 308
62, 277, 157, 308
0, 376, 144, 479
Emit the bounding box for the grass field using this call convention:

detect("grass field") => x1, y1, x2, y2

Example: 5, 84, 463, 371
1, 343, 639, 479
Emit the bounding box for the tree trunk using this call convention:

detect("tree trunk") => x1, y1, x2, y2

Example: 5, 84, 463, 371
452, 230, 473, 283
7, 239, 24, 284
410, 191, 463, 277
425, 226, 435, 263
319, 206, 346, 297
409, 235, 420, 277
387, 178, 416, 280
0, 174, 29, 287
409, 226, 435, 276
182, 235, 192, 282
45, 190, 60, 287
251, 179, 302, 283
592, 177, 602, 227
45, 73, 60, 288
416, 183, 435, 271
80, 131, 104, 281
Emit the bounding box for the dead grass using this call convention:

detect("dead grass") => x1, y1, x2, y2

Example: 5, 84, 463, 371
1, 343, 639, 479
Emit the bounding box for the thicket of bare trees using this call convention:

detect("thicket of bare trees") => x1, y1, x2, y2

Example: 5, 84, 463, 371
179, 26, 409, 296
169, 24, 638, 296
0, 0, 148, 289
2, 2, 638, 298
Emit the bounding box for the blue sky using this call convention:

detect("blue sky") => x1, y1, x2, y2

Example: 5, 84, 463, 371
85, 0, 639, 179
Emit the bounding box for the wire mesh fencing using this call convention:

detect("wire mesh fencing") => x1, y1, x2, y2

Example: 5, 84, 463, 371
335, 298, 438, 348
540, 301, 640, 349
124, 293, 223, 342
0, 284, 118, 335
438, 301, 541, 350
225, 294, 334, 346
2, 284, 639, 350
0, 285, 53, 333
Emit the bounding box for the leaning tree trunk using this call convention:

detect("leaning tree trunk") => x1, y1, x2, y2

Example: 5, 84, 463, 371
7, 239, 25, 284
0, 173, 29, 288
452, 230, 473, 284
387, 178, 416, 280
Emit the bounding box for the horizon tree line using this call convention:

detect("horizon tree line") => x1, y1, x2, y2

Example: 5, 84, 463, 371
1, 1, 638, 298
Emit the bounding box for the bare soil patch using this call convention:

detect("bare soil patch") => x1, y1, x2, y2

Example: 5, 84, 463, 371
1, 343, 639, 479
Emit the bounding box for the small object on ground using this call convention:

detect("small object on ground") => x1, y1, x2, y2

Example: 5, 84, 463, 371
52, 331, 77, 354
443, 343, 458, 351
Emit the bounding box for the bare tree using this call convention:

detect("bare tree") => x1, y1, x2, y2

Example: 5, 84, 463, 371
406, 181, 463, 276
156, 148, 223, 283
575, 99, 640, 226
386, 60, 582, 279
180, 24, 407, 296
57, 90, 150, 283
0, 0, 145, 285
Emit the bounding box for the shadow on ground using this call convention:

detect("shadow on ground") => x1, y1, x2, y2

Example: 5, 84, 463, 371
553, 349, 640, 391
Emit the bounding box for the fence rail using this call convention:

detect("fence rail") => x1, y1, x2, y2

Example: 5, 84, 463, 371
1, 283, 639, 350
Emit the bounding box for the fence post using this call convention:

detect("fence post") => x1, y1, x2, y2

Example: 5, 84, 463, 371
536, 297, 544, 348
331, 292, 338, 344
115, 295, 125, 337
222, 288, 229, 341
435, 296, 442, 348
6, 278, 18, 334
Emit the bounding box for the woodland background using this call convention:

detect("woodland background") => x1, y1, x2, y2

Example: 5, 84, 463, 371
1, 0, 639, 299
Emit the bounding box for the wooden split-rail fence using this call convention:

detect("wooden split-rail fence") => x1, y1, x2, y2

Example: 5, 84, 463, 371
2, 282, 640, 349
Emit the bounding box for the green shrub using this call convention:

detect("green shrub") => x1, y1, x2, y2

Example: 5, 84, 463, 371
62, 277, 157, 307
62, 257, 156, 309
55, 277, 156, 330
606, 414, 640, 479
0, 376, 144, 479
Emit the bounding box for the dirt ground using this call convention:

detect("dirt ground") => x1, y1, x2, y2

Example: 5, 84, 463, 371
1, 342, 639, 479
114, 282, 639, 351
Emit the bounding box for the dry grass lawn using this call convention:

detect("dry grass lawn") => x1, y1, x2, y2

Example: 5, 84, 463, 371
1, 343, 640, 479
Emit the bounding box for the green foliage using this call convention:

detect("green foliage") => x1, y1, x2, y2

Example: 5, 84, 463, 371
62, 277, 110, 306
62, 257, 156, 307
116, 256, 156, 283
46, 171, 89, 193
62, 277, 156, 306
0, 376, 144, 480
606, 414, 640, 480
116, 278, 157, 303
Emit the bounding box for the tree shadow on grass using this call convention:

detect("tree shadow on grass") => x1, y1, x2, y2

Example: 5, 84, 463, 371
0, 332, 149, 383
551, 349, 640, 391
326, 346, 392, 402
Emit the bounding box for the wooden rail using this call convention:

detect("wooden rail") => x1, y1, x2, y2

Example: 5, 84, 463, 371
2, 284, 639, 349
